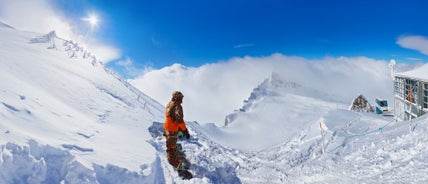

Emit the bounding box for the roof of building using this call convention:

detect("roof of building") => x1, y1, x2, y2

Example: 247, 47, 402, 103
395, 63, 428, 81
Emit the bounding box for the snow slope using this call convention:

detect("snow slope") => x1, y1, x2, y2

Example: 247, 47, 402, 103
0, 23, 167, 183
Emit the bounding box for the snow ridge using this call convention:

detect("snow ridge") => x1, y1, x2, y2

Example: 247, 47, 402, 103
29, 30, 101, 65
27, 29, 164, 115
0, 21, 14, 29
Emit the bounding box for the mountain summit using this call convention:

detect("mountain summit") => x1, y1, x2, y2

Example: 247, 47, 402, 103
219, 72, 343, 150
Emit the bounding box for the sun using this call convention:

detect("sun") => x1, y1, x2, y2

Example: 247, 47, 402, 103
87, 14, 99, 27
82, 13, 99, 29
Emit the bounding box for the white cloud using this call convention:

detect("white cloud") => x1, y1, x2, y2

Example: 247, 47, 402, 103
116, 57, 134, 68
115, 57, 153, 78
405, 57, 424, 61
233, 43, 254, 48
0, 0, 74, 39
86, 40, 121, 63
129, 54, 394, 126
397, 35, 428, 56
0, 0, 121, 63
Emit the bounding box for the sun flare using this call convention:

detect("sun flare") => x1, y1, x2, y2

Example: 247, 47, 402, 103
82, 13, 99, 28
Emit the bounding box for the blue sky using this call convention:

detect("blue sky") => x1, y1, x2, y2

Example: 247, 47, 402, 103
3, 0, 428, 78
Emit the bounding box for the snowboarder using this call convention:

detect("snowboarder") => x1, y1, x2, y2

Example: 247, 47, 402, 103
163, 91, 191, 172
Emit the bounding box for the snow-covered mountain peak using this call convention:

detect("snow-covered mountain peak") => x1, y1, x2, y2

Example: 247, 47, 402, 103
244, 72, 303, 101
231, 72, 339, 118
260, 72, 301, 90
218, 72, 345, 150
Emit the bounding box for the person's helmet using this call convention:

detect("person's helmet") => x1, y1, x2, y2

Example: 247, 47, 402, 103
172, 91, 184, 101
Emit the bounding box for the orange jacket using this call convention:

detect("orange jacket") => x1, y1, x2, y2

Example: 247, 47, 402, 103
164, 101, 187, 132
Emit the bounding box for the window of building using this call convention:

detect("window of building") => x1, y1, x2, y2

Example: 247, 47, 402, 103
424, 83, 428, 109
405, 79, 418, 104
394, 77, 405, 99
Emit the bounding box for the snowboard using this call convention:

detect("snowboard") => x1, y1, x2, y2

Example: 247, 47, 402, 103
176, 143, 193, 180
